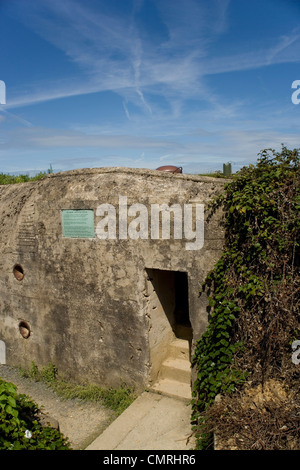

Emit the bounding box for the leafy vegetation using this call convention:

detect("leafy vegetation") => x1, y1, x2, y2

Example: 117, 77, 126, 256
191, 146, 300, 449
0, 172, 46, 185
0, 166, 53, 185
0, 378, 71, 450
0, 361, 136, 450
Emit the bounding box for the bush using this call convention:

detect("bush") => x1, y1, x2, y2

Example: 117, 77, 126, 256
191, 146, 300, 449
0, 172, 48, 185
0, 378, 71, 450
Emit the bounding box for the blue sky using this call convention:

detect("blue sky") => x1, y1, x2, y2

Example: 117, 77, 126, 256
0, 0, 300, 175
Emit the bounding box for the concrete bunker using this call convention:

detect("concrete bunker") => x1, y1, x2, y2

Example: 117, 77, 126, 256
0, 167, 226, 397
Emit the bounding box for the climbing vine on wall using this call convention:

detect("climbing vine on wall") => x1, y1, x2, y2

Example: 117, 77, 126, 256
191, 146, 300, 449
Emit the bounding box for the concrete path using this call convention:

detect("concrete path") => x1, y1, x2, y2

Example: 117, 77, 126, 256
86, 391, 195, 451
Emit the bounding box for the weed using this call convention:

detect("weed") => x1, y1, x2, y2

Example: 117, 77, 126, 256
18, 362, 136, 416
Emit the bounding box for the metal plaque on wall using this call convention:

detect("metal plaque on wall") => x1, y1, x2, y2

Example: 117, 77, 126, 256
62, 209, 95, 238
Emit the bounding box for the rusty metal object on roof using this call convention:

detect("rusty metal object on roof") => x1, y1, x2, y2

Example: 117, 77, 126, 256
156, 165, 183, 173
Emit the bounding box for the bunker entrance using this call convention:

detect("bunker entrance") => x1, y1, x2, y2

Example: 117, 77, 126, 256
146, 268, 192, 384
173, 271, 192, 340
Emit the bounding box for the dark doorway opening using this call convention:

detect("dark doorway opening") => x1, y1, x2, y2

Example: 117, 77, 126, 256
173, 271, 192, 341
146, 268, 192, 341
146, 267, 193, 386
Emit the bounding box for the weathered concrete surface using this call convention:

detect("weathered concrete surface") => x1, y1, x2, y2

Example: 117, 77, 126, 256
86, 391, 195, 450
0, 167, 227, 392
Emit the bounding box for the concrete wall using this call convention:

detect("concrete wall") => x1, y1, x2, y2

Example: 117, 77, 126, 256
0, 168, 226, 391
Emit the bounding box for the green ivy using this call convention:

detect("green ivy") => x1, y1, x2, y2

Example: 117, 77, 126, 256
191, 146, 300, 449
0, 378, 71, 450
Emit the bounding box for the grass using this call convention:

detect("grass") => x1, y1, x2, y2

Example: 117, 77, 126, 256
18, 362, 136, 417
197, 171, 236, 178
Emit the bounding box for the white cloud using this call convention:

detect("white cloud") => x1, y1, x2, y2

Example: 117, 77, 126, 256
6, 0, 300, 122
0, 126, 178, 151
6, 0, 230, 110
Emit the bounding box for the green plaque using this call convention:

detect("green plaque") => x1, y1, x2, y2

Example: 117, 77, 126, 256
62, 210, 95, 238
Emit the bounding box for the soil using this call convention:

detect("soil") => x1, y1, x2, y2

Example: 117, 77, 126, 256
0, 364, 114, 450
213, 380, 299, 450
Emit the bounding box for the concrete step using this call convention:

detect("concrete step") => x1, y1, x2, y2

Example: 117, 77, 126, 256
150, 337, 192, 402
168, 338, 190, 360
160, 357, 191, 383
150, 378, 192, 402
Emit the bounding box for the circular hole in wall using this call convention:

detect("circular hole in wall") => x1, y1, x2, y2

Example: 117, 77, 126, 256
18, 320, 31, 339
13, 264, 24, 281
